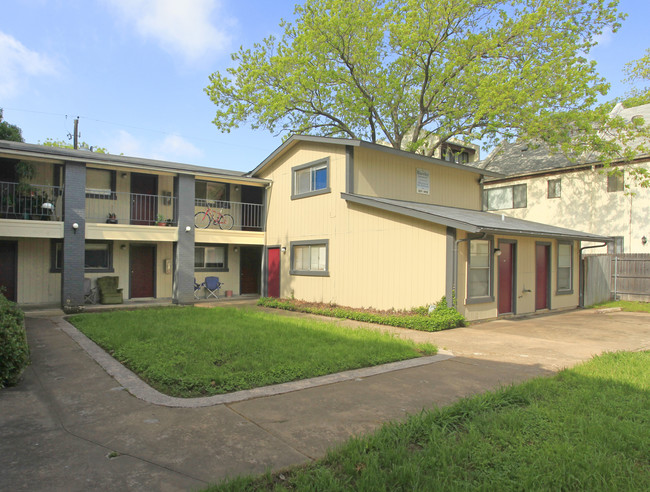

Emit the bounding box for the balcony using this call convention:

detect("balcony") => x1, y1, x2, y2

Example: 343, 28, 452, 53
0, 181, 63, 221
86, 191, 178, 226
194, 199, 264, 232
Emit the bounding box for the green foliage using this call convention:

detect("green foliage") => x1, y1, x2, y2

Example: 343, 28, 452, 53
205, 0, 623, 156
0, 109, 24, 142
69, 307, 436, 397
257, 297, 466, 331
40, 138, 108, 154
590, 300, 650, 313
0, 292, 30, 388
209, 351, 650, 491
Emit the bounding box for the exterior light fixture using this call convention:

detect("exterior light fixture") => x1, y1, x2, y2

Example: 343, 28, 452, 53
185, 225, 191, 233
281, 246, 287, 253
72, 222, 79, 233
643, 236, 648, 246
493, 248, 502, 256
233, 247, 238, 253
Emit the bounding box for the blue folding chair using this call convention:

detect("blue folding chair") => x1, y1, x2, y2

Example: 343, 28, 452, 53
204, 276, 223, 299
194, 278, 203, 299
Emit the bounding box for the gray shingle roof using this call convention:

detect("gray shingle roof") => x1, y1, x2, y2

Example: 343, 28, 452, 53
342, 193, 610, 242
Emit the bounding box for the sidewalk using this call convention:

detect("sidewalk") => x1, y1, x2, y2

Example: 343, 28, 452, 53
1, 309, 648, 491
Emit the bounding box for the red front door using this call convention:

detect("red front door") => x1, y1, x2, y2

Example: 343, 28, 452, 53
0, 241, 17, 302
535, 244, 550, 310
130, 245, 155, 298
498, 242, 514, 315
267, 247, 280, 298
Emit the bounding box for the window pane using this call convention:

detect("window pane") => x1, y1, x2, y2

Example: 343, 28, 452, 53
194, 247, 205, 268
317, 245, 326, 270
558, 244, 571, 268
312, 167, 327, 191
207, 183, 227, 202
294, 246, 305, 270
469, 269, 490, 297
557, 268, 571, 291
470, 240, 490, 267
295, 168, 311, 194
487, 188, 512, 210
513, 184, 527, 208
195, 181, 207, 200
55, 243, 63, 270
607, 172, 624, 192
86, 169, 112, 195
205, 246, 225, 268
85, 243, 109, 269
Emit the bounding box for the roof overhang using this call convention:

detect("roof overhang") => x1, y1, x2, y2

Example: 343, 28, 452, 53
342, 193, 611, 243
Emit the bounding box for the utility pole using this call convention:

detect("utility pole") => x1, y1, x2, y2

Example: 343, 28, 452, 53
73, 117, 79, 149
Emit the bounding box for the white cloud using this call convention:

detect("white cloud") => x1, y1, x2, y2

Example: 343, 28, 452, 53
105, 0, 232, 62
157, 134, 203, 159
0, 32, 59, 99
593, 27, 613, 48
107, 130, 203, 162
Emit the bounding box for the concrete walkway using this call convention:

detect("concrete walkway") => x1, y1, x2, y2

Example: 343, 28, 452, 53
1, 308, 649, 491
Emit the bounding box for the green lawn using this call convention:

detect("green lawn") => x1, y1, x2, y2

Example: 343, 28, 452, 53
591, 300, 650, 313
68, 307, 436, 397
209, 350, 650, 491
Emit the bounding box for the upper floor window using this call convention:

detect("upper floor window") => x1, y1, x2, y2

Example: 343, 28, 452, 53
290, 240, 329, 276
86, 168, 115, 199
556, 242, 573, 294
483, 184, 527, 211
291, 158, 330, 199
196, 181, 229, 206
442, 146, 470, 164
467, 238, 493, 302
547, 179, 561, 199
607, 171, 624, 192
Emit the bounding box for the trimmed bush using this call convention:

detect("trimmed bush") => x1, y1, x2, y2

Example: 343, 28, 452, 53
0, 292, 30, 388
257, 297, 466, 332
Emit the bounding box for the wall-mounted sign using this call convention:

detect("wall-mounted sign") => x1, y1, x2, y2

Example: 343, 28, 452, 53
416, 168, 430, 195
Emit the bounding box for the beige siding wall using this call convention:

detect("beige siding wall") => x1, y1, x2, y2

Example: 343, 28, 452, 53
484, 162, 650, 254
260, 142, 448, 310
458, 234, 580, 321
16, 238, 60, 305
354, 147, 482, 209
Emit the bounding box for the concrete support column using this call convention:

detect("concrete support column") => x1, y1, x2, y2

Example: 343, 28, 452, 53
173, 174, 195, 304
61, 161, 86, 309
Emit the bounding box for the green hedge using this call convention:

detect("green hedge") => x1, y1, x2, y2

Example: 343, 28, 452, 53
257, 297, 466, 332
0, 292, 30, 388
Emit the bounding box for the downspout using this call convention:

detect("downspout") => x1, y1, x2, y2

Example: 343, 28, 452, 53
578, 241, 609, 308
452, 232, 486, 308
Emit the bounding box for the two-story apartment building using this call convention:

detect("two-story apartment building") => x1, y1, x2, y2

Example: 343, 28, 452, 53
1, 136, 608, 321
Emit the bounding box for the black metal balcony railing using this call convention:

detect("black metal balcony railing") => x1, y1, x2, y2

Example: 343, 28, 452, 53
0, 181, 63, 221
194, 199, 264, 231
86, 191, 178, 226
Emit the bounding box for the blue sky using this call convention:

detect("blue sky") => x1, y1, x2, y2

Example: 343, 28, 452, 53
1, 0, 649, 173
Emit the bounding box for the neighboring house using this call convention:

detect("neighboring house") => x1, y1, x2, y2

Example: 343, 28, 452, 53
0, 136, 608, 321
477, 103, 650, 254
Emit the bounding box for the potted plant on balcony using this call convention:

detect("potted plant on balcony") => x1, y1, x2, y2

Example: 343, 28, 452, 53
106, 213, 118, 224
156, 214, 167, 226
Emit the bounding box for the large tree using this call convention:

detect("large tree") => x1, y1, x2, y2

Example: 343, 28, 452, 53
0, 109, 24, 143
205, 0, 624, 156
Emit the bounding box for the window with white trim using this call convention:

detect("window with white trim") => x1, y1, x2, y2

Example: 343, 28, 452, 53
483, 184, 527, 211
194, 245, 227, 270
557, 242, 573, 293
292, 159, 330, 199
290, 240, 329, 276
467, 238, 493, 301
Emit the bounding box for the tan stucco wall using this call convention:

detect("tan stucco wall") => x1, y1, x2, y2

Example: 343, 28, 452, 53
483, 162, 650, 254
354, 146, 482, 209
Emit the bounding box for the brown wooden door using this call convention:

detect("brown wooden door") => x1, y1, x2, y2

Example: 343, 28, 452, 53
267, 247, 280, 298
498, 242, 514, 315
130, 245, 155, 298
535, 244, 550, 310
0, 241, 17, 302
240, 246, 262, 294
130, 173, 157, 225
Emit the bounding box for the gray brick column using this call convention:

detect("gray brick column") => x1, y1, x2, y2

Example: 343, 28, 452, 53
61, 161, 86, 310
173, 174, 195, 304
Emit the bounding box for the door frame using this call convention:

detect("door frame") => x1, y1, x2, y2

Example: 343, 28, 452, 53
240, 245, 262, 295
129, 243, 157, 299
535, 241, 552, 311
0, 240, 18, 302
264, 245, 281, 297
497, 239, 517, 315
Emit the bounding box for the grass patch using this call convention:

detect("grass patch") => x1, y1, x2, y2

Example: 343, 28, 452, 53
591, 300, 650, 313
209, 351, 650, 491
258, 297, 466, 332
68, 307, 436, 397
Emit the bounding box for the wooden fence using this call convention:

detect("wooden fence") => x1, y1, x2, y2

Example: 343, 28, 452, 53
583, 254, 650, 304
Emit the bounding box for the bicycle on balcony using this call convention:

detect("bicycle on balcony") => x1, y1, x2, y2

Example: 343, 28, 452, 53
194, 205, 234, 230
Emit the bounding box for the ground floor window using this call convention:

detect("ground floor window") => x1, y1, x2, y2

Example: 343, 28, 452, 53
467, 238, 493, 302
557, 242, 573, 294
195, 244, 227, 271
51, 240, 113, 272
290, 240, 329, 276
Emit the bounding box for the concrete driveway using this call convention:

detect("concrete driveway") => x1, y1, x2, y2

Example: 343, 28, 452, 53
1, 308, 648, 491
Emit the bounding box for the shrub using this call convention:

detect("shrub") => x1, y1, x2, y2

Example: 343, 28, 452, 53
0, 292, 30, 388
257, 297, 466, 332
